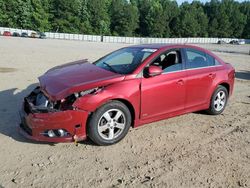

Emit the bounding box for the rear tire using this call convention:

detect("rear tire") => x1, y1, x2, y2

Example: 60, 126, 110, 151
206, 85, 228, 115
87, 101, 131, 146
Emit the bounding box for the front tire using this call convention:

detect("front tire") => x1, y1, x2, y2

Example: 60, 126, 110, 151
206, 85, 228, 115
87, 101, 131, 145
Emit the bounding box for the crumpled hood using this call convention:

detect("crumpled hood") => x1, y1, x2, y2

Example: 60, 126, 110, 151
39, 60, 125, 101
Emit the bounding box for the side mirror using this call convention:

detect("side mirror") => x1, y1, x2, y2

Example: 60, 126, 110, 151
147, 66, 162, 77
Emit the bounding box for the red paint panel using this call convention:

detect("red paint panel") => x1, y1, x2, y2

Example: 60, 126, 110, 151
141, 71, 187, 119
20, 109, 88, 142
185, 67, 216, 108
39, 60, 125, 100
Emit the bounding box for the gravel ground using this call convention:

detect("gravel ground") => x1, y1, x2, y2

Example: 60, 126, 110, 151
0, 37, 250, 188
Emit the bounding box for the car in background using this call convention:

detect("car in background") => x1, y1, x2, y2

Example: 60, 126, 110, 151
3, 31, 11, 36
229, 39, 241, 45
19, 44, 235, 145
238, 39, 245, 45
12, 32, 21, 37
217, 40, 227, 44
229, 39, 245, 45
21, 32, 28, 37
30, 32, 39, 38
38, 32, 46, 39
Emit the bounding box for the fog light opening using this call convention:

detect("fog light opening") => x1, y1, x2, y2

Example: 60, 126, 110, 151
47, 130, 55, 137
43, 129, 70, 138
57, 129, 66, 137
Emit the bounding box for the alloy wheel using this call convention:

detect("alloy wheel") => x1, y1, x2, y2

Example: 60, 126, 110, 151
214, 90, 226, 111
97, 109, 126, 140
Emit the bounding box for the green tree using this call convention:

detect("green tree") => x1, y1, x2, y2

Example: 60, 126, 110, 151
160, 0, 179, 37
137, 0, 166, 37
0, 0, 249, 39
205, 0, 246, 38
240, 1, 250, 38
17, 0, 33, 29
230, 3, 246, 38
1, 0, 33, 29
79, 0, 92, 34
50, 0, 81, 33
0, 0, 8, 26
31, 0, 50, 31
176, 2, 208, 37
87, 0, 111, 35
110, 0, 139, 36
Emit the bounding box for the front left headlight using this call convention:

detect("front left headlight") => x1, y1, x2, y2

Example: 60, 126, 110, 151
59, 87, 104, 111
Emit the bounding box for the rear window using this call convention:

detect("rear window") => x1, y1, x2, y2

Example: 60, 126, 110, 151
185, 48, 218, 69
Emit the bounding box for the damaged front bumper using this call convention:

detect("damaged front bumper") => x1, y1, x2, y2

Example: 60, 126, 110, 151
19, 87, 89, 143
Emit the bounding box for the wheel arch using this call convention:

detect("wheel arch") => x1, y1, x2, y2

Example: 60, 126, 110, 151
114, 98, 136, 128
208, 81, 230, 106
86, 98, 136, 129
219, 82, 230, 95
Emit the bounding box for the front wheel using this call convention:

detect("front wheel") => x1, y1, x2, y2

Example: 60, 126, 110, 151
206, 85, 228, 115
87, 101, 131, 145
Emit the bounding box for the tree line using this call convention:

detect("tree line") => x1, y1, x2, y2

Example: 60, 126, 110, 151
0, 0, 250, 38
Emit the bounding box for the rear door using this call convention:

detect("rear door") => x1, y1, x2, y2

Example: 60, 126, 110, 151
184, 48, 216, 108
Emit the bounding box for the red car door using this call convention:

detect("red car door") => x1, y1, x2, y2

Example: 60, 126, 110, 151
185, 67, 215, 108
140, 49, 186, 119
184, 48, 216, 108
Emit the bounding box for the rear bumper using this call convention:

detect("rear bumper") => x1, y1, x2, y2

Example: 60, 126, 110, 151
19, 107, 89, 143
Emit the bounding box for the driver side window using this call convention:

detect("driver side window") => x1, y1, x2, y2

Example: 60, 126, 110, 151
151, 49, 183, 73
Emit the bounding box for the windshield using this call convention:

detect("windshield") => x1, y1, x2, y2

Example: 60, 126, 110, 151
94, 47, 157, 74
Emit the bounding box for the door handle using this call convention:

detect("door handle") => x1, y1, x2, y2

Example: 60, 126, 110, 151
208, 73, 215, 79
177, 79, 184, 85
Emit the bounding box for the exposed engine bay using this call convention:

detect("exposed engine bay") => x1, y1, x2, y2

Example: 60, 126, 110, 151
24, 86, 101, 114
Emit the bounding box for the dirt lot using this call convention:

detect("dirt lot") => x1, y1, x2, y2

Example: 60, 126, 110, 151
0, 37, 249, 188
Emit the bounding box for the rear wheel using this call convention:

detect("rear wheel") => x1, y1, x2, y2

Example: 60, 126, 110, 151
206, 85, 228, 115
87, 101, 131, 145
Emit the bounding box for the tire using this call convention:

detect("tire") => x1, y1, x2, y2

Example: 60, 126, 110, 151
87, 100, 131, 146
206, 85, 228, 115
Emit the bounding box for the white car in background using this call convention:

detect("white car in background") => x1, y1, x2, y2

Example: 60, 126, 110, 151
238, 39, 245, 45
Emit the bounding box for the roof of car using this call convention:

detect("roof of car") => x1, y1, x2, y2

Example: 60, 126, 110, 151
130, 44, 215, 56
130, 43, 199, 50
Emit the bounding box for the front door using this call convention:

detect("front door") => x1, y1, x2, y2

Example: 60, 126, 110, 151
140, 49, 186, 119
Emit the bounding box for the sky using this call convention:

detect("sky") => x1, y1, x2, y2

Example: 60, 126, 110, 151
176, 0, 249, 5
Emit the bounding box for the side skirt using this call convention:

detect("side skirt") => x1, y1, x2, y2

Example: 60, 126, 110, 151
134, 103, 209, 128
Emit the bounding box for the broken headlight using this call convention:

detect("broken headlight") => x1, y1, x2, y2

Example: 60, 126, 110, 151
73, 87, 100, 98
60, 87, 103, 110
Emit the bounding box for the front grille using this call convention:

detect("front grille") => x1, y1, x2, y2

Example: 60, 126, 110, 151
20, 121, 32, 136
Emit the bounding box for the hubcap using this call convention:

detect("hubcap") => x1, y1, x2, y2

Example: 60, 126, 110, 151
97, 109, 126, 140
214, 90, 226, 111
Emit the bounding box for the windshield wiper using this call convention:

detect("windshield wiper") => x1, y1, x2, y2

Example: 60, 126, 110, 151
102, 62, 118, 73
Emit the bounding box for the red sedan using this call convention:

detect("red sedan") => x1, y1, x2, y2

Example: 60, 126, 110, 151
19, 44, 235, 145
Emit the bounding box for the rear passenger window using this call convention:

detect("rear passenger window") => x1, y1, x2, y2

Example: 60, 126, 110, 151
185, 49, 215, 69
206, 54, 215, 66
215, 59, 221, 65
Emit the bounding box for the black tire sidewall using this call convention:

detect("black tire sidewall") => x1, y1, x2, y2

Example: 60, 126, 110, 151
87, 101, 131, 145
